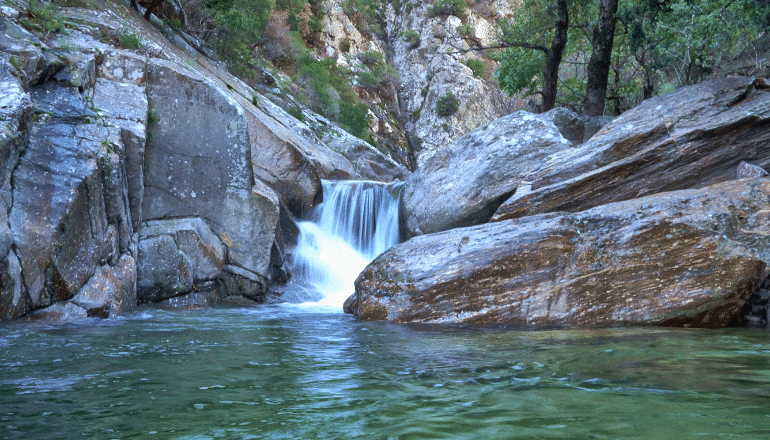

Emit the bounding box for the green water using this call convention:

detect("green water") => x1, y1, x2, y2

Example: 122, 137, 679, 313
1, 306, 769, 440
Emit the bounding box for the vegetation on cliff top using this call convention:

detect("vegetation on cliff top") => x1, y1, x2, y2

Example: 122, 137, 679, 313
494, 0, 769, 115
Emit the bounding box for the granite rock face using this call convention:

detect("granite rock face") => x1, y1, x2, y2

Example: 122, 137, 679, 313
401, 111, 571, 237
493, 77, 770, 221
0, 1, 388, 320
354, 179, 770, 327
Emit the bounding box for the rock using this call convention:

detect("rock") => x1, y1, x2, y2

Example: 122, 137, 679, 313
494, 77, 770, 222
353, 179, 770, 327
320, 124, 411, 182
136, 233, 193, 302
541, 107, 585, 145
0, 18, 63, 85
246, 97, 357, 217
139, 217, 224, 282
10, 84, 121, 310
386, 2, 519, 166
736, 161, 769, 179
71, 255, 137, 318
401, 111, 571, 237
143, 59, 280, 293
27, 301, 88, 321
0, 250, 27, 320
0, 52, 32, 320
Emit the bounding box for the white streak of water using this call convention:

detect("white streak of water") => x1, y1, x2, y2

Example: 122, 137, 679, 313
286, 180, 403, 311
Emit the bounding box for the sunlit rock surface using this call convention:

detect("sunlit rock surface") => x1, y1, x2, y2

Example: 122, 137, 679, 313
354, 179, 770, 327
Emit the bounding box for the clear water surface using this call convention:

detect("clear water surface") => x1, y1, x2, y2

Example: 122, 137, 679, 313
1, 306, 769, 440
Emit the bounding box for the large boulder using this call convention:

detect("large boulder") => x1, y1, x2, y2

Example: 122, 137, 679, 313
137, 217, 224, 302
143, 59, 280, 294
246, 96, 357, 217
493, 77, 770, 221
353, 178, 770, 327
0, 55, 30, 320
71, 254, 137, 318
9, 82, 127, 313
401, 110, 572, 237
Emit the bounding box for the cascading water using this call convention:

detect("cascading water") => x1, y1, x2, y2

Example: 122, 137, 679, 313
283, 179, 403, 310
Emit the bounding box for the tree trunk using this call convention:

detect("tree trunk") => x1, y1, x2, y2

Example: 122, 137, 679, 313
583, 0, 619, 116
540, 0, 570, 112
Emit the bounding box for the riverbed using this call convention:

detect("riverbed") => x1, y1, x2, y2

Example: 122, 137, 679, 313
1, 305, 768, 439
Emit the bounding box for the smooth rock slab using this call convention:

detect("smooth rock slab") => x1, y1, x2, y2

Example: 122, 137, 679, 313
353, 179, 770, 327
401, 110, 572, 237
493, 77, 770, 222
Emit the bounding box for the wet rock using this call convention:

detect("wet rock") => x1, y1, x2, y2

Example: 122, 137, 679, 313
137, 233, 193, 302
402, 111, 571, 237
354, 179, 770, 327
27, 301, 88, 321
71, 255, 137, 318
494, 77, 770, 222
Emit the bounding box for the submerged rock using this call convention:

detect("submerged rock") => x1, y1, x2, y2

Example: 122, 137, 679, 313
353, 179, 770, 327
494, 77, 770, 221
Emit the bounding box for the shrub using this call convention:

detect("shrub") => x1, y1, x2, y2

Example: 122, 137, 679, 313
426, 0, 467, 18
465, 59, 485, 78
339, 38, 351, 53
357, 71, 379, 91
457, 24, 473, 38
21, 0, 65, 35
402, 29, 420, 49
119, 31, 141, 50
339, 101, 371, 139
435, 91, 460, 117
205, 0, 273, 77
359, 50, 384, 67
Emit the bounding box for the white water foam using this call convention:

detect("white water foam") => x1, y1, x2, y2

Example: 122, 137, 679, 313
286, 180, 402, 311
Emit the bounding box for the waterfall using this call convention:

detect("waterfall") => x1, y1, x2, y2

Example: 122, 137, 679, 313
282, 179, 403, 310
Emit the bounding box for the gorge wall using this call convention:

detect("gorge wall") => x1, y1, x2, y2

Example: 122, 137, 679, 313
0, 0, 408, 320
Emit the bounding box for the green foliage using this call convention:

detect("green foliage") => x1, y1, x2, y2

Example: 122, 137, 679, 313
339, 101, 371, 139
359, 50, 384, 67
21, 0, 65, 35
8, 55, 22, 72
339, 38, 351, 53
426, 0, 468, 18
342, 0, 385, 36
204, 0, 274, 77
465, 59, 485, 78
494, 0, 768, 113
402, 29, 421, 49
119, 31, 141, 50
287, 104, 304, 121
357, 71, 379, 91
435, 91, 460, 117
147, 106, 160, 125
494, 46, 544, 97
457, 24, 473, 38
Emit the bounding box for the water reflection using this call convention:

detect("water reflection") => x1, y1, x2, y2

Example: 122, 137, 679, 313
0, 307, 768, 439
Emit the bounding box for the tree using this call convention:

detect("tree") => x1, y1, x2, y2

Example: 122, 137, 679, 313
583, 0, 619, 116
204, 0, 274, 76
495, 0, 569, 112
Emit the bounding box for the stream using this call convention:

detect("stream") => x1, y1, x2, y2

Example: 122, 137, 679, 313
1, 180, 769, 439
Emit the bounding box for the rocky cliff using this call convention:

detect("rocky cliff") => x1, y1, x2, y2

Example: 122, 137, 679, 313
0, 0, 407, 320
